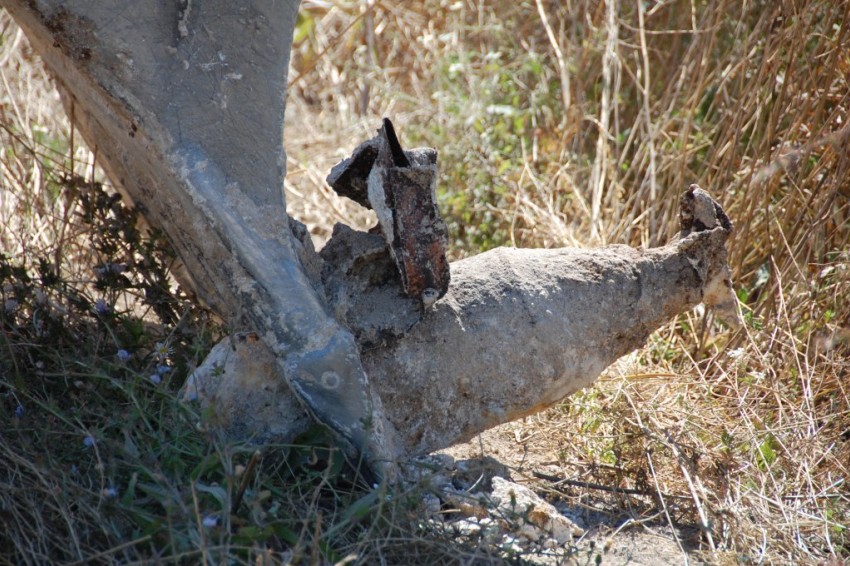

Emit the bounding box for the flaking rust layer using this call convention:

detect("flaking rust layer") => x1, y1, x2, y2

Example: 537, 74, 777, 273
327, 118, 450, 307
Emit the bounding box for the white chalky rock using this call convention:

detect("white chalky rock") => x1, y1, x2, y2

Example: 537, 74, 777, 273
491, 477, 583, 545
453, 518, 482, 536
518, 523, 541, 541
421, 493, 442, 517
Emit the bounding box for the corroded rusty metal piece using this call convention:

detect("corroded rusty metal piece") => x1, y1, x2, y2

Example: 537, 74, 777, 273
326, 138, 379, 209
327, 118, 450, 307
369, 119, 450, 306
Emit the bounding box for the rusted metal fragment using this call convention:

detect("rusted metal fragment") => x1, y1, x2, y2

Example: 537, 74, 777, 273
380, 117, 411, 168
325, 122, 438, 207
326, 138, 380, 209
368, 119, 450, 306
326, 119, 449, 306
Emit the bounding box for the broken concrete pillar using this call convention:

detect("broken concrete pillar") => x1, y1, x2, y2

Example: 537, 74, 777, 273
5, 1, 740, 471
186, 187, 740, 458
1, 0, 396, 476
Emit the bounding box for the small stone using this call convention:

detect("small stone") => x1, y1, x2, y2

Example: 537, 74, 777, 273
452, 457, 508, 491
491, 477, 582, 545
179, 334, 312, 443
441, 488, 489, 519
421, 492, 441, 516
453, 518, 481, 536
458, 501, 488, 519
433, 453, 456, 470
401, 454, 455, 490
501, 535, 524, 553
518, 523, 541, 541
549, 514, 581, 545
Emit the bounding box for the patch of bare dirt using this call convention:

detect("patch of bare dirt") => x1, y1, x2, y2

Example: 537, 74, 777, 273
425, 421, 708, 565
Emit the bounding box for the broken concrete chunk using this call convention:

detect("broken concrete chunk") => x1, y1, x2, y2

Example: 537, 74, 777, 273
680, 184, 733, 235
182, 332, 312, 442
679, 185, 740, 327
320, 224, 421, 349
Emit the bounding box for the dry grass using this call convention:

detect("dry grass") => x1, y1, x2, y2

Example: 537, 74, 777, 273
2, 0, 849, 564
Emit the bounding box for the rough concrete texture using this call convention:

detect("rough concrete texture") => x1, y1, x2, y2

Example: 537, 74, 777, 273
679, 186, 740, 327
361, 212, 734, 455
320, 224, 422, 350
183, 332, 313, 442
187, 187, 737, 459
2, 0, 396, 476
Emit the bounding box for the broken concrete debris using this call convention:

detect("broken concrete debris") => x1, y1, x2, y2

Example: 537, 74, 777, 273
402, 455, 585, 557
